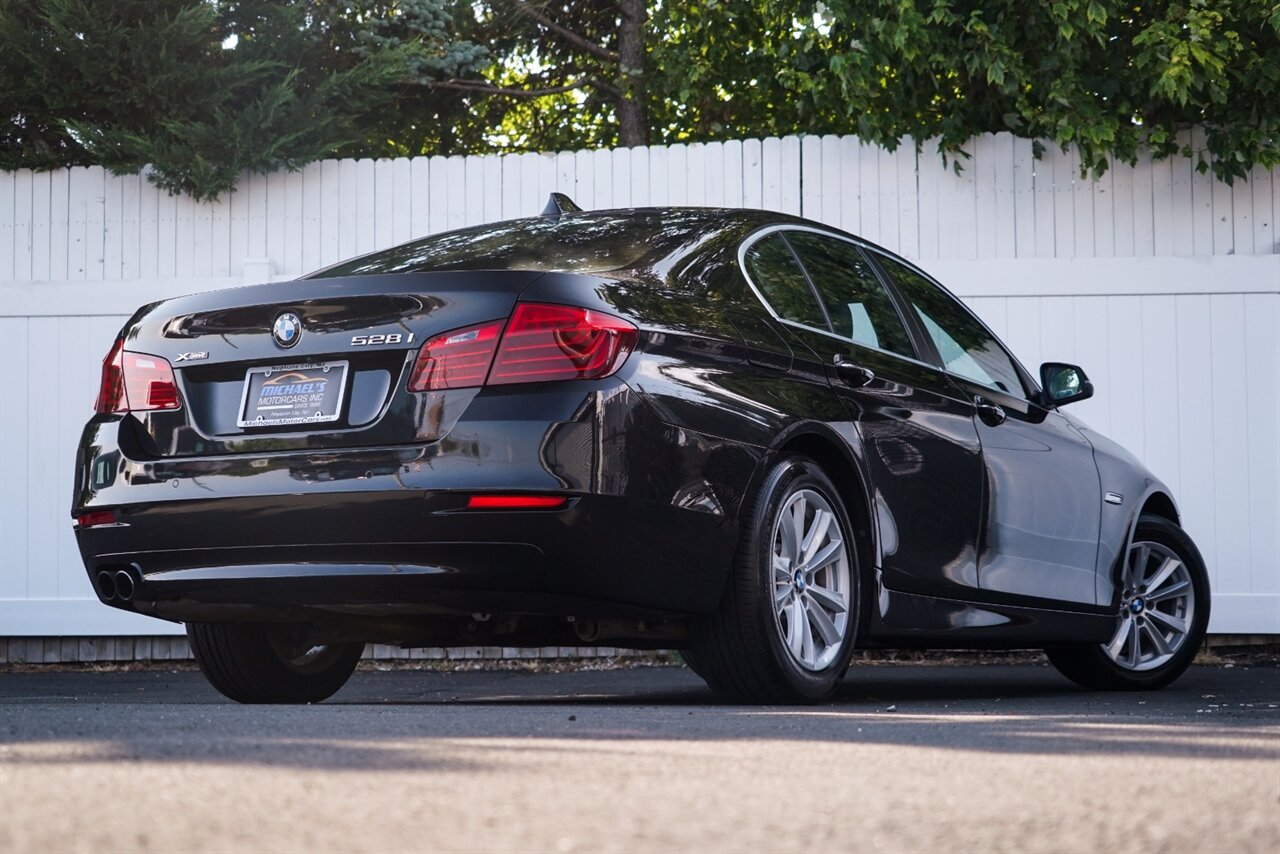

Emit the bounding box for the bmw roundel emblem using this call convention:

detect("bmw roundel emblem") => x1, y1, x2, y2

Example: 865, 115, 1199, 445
272, 312, 302, 348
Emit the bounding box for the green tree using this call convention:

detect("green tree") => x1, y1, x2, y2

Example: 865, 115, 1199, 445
4, 0, 1277, 196
445, 1, 812, 152
462, 0, 1278, 182
0, 0, 490, 200
789, 0, 1280, 181
434, 1, 651, 152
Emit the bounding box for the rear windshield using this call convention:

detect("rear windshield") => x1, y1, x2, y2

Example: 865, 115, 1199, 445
306, 210, 730, 279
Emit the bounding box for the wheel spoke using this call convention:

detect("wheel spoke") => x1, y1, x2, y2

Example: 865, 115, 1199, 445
774, 584, 792, 606
1126, 618, 1143, 667
1128, 543, 1151, 588
779, 512, 799, 562
1146, 579, 1191, 603
804, 539, 844, 575
1147, 609, 1187, 636
800, 509, 832, 565
1144, 557, 1182, 594
1142, 621, 1173, 657
773, 555, 792, 582
790, 498, 807, 565
787, 598, 806, 659
806, 583, 847, 613
805, 596, 842, 647
799, 599, 816, 663
1106, 617, 1131, 660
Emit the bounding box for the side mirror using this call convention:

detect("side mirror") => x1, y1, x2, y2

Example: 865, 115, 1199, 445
1040, 362, 1093, 407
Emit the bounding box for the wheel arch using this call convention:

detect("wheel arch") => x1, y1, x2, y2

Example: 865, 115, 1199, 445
1139, 490, 1180, 526
758, 423, 880, 631
1102, 486, 1184, 608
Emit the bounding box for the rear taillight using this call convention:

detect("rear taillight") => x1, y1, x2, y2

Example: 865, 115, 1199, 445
408, 321, 504, 392
408, 303, 637, 392
94, 339, 181, 414
95, 338, 126, 413
124, 352, 181, 410
490, 303, 638, 385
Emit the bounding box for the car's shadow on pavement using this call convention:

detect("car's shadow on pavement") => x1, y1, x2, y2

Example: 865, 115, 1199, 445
329, 662, 1169, 708
1, 664, 1276, 769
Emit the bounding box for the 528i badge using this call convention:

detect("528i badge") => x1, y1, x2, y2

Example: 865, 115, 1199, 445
351, 333, 414, 346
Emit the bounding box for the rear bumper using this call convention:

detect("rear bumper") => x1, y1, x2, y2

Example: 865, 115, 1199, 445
72, 381, 762, 622
75, 491, 731, 620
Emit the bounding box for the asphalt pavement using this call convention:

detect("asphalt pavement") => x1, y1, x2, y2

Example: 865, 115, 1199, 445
1, 661, 1277, 853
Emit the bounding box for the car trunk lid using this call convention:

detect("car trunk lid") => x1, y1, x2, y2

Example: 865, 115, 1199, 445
117, 271, 540, 457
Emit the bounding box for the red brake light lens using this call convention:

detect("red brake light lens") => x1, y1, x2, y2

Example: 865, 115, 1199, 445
123, 352, 181, 410
489, 303, 637, 385
408, 321, 503, 392
407, 304, 637, 392
94, 338, 126, 413
94, 340, 181, 413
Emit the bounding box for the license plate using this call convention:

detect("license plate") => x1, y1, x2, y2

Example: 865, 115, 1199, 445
237, 361, 348, 428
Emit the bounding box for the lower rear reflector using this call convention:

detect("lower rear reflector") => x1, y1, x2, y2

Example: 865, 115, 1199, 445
466, 495, 568, 510
75, 510, 118, 528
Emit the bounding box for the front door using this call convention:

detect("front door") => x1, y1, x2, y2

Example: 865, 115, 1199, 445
875, 252, 1103, 606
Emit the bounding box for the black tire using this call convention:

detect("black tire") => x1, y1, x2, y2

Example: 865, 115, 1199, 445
1046, 515, 1210, 691
187, 622, 364, 704
679, 648, 706, 679
688, 456, 861, 704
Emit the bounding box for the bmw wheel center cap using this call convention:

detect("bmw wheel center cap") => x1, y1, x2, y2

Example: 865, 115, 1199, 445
273, 312, 302, 348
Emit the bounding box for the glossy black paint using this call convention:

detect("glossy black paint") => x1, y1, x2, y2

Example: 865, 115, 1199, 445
781, 320, 988, 602
73, 207, 1181, 650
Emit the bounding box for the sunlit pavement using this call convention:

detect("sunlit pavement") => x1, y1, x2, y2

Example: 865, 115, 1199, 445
1, 662, 1276, 853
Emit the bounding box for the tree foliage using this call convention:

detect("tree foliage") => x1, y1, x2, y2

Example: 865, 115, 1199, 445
794, 0, 1280, 182
466, 1, 814, 151
454, 0, 1280, 182
0, 0, 490, 199
3, 0, 1277, 199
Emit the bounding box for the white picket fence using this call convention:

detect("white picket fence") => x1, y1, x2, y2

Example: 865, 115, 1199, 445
1, 132, 1277, 639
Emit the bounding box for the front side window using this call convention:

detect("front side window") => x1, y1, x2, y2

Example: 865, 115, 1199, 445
877, 253, 1027, 398
742, 234, 829, 330
786, 232, 915, 358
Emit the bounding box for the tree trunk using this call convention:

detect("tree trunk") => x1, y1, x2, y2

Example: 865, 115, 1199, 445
616, 0, 648, 147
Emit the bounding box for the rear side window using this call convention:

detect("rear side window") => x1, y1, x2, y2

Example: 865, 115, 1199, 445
877, 253, 1028, 398
786, 232, 915, 358
743, 234, 828, 330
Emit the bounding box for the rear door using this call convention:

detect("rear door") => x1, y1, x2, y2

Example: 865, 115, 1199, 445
872, 252, 1103, 606
742, 229, 987, 600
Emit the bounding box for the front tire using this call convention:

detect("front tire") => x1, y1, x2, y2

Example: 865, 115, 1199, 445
689, 457, 860, 703
187, 622, 364, 704
1047, 515, 1210, 691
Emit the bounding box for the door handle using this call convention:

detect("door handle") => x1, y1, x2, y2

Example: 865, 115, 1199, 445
975, 395, 1007, 426
833, 358, 875, 387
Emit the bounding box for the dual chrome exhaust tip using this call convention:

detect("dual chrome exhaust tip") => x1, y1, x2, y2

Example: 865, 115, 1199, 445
94, 568, 138, 602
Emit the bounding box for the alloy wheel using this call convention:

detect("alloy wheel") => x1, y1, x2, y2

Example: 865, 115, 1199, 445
1103, 540, 1196, 671
770, 488, 852, 672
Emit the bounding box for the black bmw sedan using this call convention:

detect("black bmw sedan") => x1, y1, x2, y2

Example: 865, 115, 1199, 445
72, 197, 1210, 704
